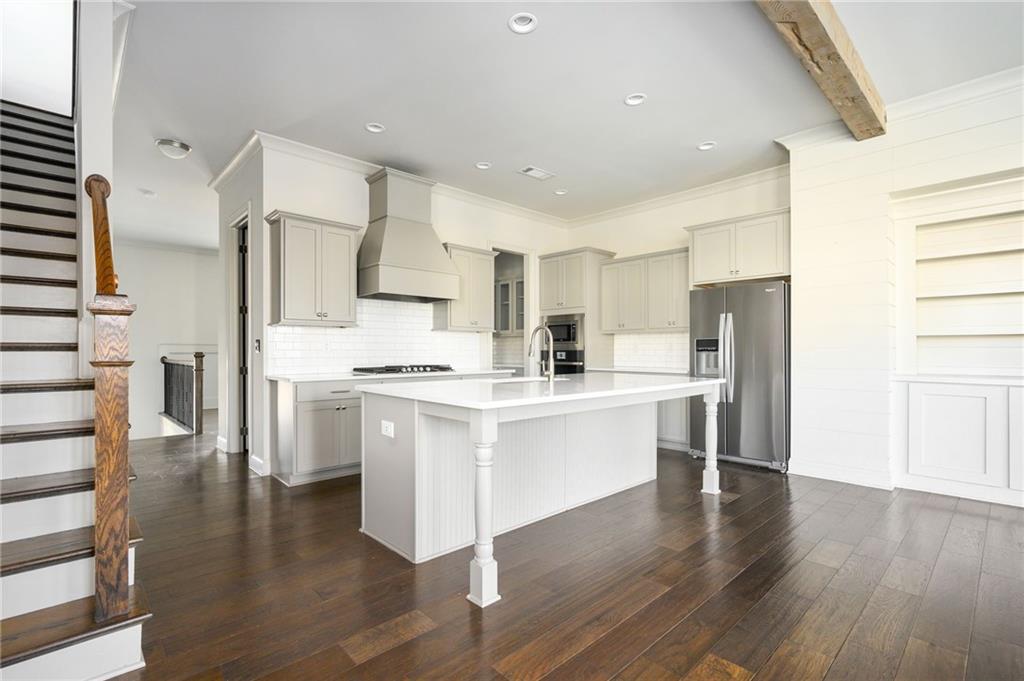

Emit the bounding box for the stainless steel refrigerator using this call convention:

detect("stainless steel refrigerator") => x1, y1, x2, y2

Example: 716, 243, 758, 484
689, 280, 789, 472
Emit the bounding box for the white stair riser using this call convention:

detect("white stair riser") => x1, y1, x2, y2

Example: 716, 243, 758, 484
1, 141, 76, 165
2, 128, 74, 151
1, 188, 76, 214
0, 351, 78, 381
0, 548, 135, 618
0, 170, 76, 194
2, 283, 78, 308
0, 622, 145, 681
1, 104, 74, 127
0, 390, 93, 426
0, 254, 76, 278
1, 490, 93, 541
0, 229, 77, 253
0, 435, 94, 478
0, 314, 78, 342
0, 157, 75, 182
0, 208, 76, 231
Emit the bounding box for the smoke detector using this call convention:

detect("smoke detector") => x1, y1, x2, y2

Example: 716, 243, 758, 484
518, 165, 555, 181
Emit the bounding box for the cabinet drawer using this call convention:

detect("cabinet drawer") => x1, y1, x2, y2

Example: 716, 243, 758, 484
296, 380, 377, 402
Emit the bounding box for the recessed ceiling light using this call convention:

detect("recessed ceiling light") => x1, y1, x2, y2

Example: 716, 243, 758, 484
138, 187, 157, 198
475, 161, 492, 170
553, 189, 568, 196
508, 12, 537, 34
623, 93, 647, 107
697, 141, 718, 151
154, 138, 191, 160
364, 122, 386, 134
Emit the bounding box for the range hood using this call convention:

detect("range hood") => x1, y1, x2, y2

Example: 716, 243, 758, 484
357, 168, 460, 302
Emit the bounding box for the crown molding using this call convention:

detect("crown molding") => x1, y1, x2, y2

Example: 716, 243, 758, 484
565, 164, 791, 227
775, 121, 851, 152
208, 132, 261, 191
888, 65, 1023, 123
431, 183, 567, 228
255, 130, 380, 176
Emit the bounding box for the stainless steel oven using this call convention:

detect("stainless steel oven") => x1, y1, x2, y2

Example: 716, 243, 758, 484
541, 349, 585, 375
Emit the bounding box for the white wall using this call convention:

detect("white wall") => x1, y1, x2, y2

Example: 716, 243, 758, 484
780, 66, 1024, 490
115, 241, 221, 440
0, 1, 74, 115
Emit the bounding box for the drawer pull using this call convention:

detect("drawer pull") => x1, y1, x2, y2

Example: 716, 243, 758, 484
330, 390, 352, 394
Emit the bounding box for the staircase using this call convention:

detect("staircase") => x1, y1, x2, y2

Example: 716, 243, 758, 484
0, 100, 150, 680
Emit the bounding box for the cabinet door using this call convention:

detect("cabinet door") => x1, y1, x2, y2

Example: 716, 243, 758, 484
282, 219, 321, 322
646, 254, 673, 330
618, 259, 646, 330
495, 281, 510, 332
321, 226, 356, 323
539, 258, 562, 311
600, 263, 620, 332
469, 251, 494, 329
340, 403, 361, 466
448, 249, 472, 329
514, 279, 525, 332
735, 215, 787, 279
561, 253, 585, 308
691, 224, 735, 284
671, 250, 689, 328
296, 401, 342, 473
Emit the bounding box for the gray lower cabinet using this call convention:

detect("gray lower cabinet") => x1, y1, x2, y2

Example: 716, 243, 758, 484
295, 399, 361, 473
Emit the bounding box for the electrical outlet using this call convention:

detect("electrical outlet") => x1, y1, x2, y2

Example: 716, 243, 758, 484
380, 420, 395, 439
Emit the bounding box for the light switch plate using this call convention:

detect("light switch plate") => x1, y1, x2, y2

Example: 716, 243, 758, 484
381, 420, 395, 439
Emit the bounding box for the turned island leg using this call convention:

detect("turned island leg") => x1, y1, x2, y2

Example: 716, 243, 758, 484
468, 411, 500, 607
702, 386, 721, 495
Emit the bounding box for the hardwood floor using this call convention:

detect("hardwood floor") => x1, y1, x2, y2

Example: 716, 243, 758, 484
116, 429, 1024, 681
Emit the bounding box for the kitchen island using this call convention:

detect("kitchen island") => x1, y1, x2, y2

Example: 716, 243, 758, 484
358, 371, 725, 607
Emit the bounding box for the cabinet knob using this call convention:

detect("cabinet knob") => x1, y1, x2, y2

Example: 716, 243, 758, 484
323, 313, 328, 318
335, 406, 341, 411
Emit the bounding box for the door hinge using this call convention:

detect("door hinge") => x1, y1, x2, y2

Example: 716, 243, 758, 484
239, 366, 248, 376
239, 304, 248, 314
239, 244, 248, 255
240, 426, 249, 437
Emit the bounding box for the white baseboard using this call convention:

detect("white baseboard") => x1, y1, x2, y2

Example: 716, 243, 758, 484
272, 463, 360, 487
657, 439, 689, 452
216, 435, 229, 452
247, 453, 266, 477
787, 459, 894, 490
896, 474, 1024, 508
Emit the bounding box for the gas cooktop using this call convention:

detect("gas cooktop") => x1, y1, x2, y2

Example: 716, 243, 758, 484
352, 364, 454, 375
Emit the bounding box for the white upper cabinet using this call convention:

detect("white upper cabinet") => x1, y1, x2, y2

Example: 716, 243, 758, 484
688, 210, 789, 285
495, 278, 524, 335
646, 250, 689, 330
601, 248, 687, 333
540, 251, 589, 311
268, 210, 361, 326
434, 244, 496, 332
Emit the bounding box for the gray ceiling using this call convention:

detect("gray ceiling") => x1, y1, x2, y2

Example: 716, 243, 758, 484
112, 2, 1024, 249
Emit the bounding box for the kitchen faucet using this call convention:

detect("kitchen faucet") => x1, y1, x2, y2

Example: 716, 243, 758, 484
528, 324, 555, 384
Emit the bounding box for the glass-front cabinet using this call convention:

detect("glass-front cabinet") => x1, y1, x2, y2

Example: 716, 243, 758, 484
494, 278, 524, 335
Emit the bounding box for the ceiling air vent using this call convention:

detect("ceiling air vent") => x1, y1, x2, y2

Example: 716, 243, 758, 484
518, 165, 556, 181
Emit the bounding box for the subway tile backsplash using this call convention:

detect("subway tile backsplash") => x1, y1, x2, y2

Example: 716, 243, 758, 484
266, 299, 483, 375
613, 332, 689, 370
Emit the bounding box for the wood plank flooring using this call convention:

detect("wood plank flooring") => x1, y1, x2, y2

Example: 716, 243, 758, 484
115, 429, 1023, 680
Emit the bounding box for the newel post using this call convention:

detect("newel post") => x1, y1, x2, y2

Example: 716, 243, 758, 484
193, 352, 205, 435
85, 175, 135, 622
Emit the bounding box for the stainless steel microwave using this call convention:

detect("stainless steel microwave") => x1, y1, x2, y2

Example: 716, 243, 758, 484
546, 314, 584, 350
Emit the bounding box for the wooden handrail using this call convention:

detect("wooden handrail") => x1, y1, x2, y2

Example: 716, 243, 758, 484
84, 174, 118, 295
84, 174, 135, 623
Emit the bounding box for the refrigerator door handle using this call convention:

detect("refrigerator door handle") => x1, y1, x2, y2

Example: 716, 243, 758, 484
725, 312, 735, 402
717, 312, 727, 388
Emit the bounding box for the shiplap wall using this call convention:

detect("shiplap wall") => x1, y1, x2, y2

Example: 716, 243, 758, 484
781, 67, 1024, 489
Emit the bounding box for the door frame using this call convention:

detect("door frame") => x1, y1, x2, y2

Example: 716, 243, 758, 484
219, 206, 253, 458
488, 241, 535, 375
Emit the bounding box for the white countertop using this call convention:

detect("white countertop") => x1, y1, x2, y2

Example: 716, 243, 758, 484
357, 372, 723, 410
266, 369, 513, 383
588, 367, 690, 376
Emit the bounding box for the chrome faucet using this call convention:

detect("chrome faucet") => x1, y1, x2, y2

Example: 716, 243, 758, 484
528, 324, 555, 384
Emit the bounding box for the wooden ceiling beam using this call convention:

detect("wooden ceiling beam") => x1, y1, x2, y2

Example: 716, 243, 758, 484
757, 0, 886, 140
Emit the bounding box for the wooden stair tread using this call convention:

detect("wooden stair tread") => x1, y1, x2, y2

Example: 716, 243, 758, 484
0, 584, 151, 668
0, 466, 136, 503
1, 518, 142, 576
0, 247, 77, 262
0, 223, 77, 239
0, 275, 77, 288
0, 379, 94, 395
0, 419, 95, 444
0, 342, 77, 352
0, 306, 77, 318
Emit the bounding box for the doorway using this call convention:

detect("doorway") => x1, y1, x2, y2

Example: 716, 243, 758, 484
493, 250, 527, 376
236, 220, 249, 454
